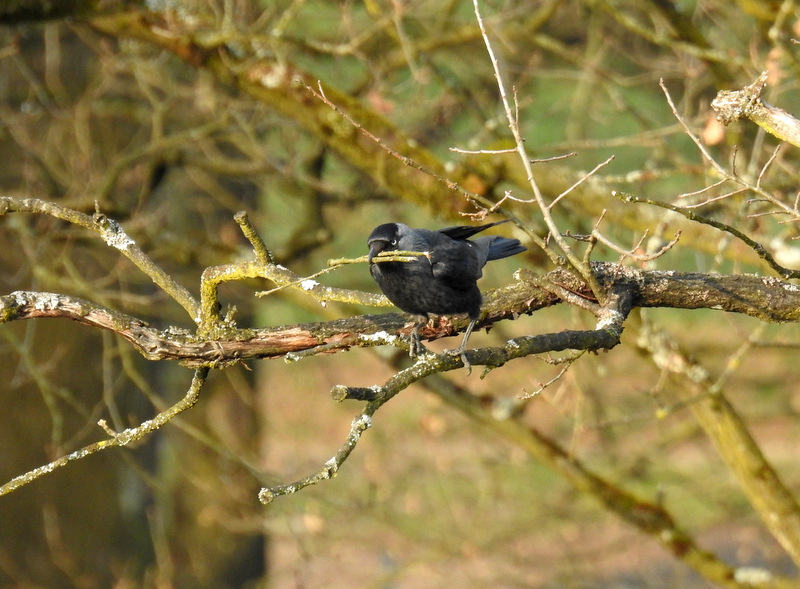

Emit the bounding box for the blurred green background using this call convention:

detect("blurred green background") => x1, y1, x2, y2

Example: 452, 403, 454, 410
2, 0, 800, 587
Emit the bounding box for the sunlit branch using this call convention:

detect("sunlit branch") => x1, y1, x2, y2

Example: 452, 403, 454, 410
614, 191, 800, 279
0, 196, 200, 321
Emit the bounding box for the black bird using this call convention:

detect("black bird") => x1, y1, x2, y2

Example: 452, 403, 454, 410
367, 220, 526, 365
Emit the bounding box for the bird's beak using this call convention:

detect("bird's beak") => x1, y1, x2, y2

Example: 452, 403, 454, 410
368, 240, 386, 263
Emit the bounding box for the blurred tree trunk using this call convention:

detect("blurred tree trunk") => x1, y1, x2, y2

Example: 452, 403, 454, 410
0, 0, 143, 23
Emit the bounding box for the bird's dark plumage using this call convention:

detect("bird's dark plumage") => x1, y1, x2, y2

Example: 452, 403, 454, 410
367, 220, 526, 365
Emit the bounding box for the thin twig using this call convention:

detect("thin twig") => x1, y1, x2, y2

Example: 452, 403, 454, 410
678, 177, 728, 199
614, 191, 800, 278
304, 80, 552, 258
0, 196, 200, 321
660, 79, 729, 178
259, 413, 372, 504
519, 355, 582, 399
449, 146, 518, 155
592, 228, 681, 262
757, 145, 782, 189
680, 188, 748, 209
256, 251, 429, 298
327, 250, 430, 266
0, 367, 209, 497
661, 80, 800, 221
549, 155, 615, 210
472, 0, 604, 300
531, 152, 578, 164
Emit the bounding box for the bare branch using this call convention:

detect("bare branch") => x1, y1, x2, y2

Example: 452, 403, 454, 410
472, 0, 600, 290
549, 155, 615, 210
519, 356, 581, 400
259, 413, 372, 504
614, 191, 800, 279
591, 227, 681, 263
635, 318, 800, 568
0, 367, 209, 497
661, 81, 800, 222
712, 71, 800, 148
0, 196, 200, 320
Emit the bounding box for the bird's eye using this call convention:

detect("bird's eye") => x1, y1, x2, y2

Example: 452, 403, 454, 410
391, 239, 397, 246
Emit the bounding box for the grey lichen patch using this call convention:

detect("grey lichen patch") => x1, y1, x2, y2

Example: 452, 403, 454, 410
96, 217, 134, 251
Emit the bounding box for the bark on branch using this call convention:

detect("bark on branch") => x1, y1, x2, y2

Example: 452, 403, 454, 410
3, 263, 799, 367
712, 71, 800, 148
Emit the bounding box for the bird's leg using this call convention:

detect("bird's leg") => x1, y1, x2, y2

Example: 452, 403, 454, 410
444, 317, 477, 374
407, 315, 430, 358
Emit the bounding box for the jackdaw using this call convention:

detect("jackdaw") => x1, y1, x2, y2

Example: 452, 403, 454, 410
367, 220, 526, 365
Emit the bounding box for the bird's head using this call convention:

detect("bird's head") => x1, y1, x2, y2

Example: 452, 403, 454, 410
367, 222, 406, 262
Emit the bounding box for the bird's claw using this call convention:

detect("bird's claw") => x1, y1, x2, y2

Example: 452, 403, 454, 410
444, 348, 472, 375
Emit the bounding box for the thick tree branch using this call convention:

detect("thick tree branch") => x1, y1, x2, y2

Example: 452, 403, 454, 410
3, 263, 800, 366
87, 12, 475, 219
634, 316, 800, 569
0, 196, 200, 319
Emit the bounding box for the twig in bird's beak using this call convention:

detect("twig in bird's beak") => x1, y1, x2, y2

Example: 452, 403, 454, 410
327, 251, 429, 267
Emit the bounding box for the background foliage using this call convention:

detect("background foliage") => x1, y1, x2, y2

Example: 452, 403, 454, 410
2, 0, 800, 587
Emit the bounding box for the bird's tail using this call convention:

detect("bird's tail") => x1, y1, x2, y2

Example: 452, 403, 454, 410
477, 235, 527, 261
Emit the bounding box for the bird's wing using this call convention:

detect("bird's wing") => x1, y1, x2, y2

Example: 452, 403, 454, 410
429, 241, 482, 290
437, 220, 509, 241
396, 227, 481, 290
